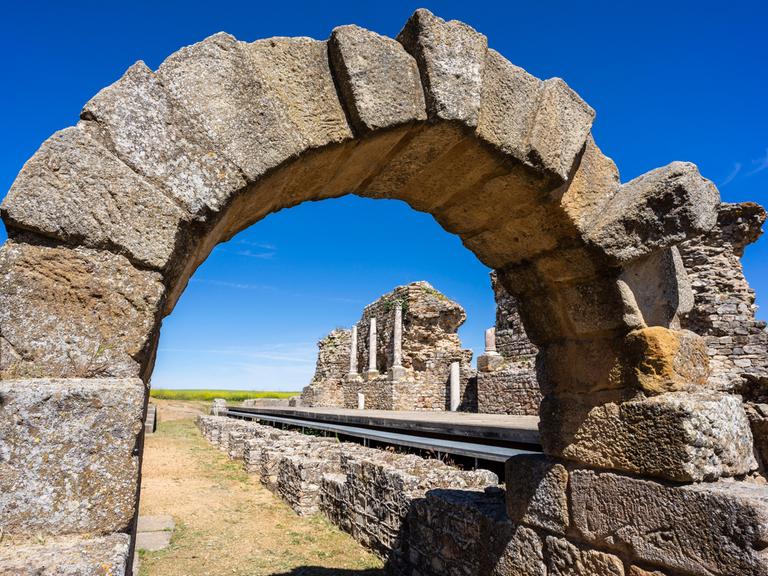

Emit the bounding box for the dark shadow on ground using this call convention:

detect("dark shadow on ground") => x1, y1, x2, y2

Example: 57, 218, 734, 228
268, 568, 385, 576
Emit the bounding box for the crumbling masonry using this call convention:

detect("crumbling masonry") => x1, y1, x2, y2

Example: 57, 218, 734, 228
301, 281, 476, 411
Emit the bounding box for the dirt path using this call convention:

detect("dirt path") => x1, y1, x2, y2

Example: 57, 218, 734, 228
138, 400, 384, 576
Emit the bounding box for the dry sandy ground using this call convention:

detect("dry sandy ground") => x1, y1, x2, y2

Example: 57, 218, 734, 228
138, 400, 383, 576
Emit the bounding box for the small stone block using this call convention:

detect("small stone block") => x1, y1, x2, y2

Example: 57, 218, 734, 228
478, 352, 505, 372
505, 454, 569, 534
136, 515, 175, 532
136, 530, 173, 552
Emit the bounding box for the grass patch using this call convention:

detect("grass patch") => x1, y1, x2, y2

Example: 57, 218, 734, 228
149, 389, 299, 402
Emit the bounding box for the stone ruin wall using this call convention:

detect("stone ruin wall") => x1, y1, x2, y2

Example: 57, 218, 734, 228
679, 202, 768, 470
679, 202, 768, 389
299, 328, 351, 407
302, 281, 476, 412
199, 413, 768, 576
476, 273, 542, 415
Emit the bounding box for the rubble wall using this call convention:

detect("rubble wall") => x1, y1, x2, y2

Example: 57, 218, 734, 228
679, 202, 768, 390
477, 273, 541, 415
299, 329, 351, 407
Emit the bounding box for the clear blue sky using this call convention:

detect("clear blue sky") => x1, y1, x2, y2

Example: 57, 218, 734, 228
1, 1, 766, 391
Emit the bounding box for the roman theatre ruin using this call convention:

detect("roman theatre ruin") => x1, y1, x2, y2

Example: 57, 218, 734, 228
1, 8, 767, 575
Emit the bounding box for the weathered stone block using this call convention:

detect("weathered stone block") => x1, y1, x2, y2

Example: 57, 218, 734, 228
0, 242, 164, 379
477, 49, 541, 163
536, 337, 627, 395
556, 277, 644, 336
528, 78, 595, 180
244, 37, 352, 147
624, 327, 710, 394
158, 32, 349, 181
559, 135, 620, 231
619, 246, 694, 329
570, 469, 768, 576
329, 25, 426, 133
477, 352, 505, 372
0, 533, 130, 575
0, 379, 144, 535
587, 161, 720, 264
505, 455, 569, 534
489, 524, 546, 576
540, 390, 757, 481
546, 537, 625, 576
82, 61, 246, 216
0, 122, 187, 271
397, 8, 487, 125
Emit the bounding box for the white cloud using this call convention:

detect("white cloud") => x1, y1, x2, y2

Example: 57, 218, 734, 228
188, 278, 277, 291
720, 162, 742, 186
748, 149, 768, 176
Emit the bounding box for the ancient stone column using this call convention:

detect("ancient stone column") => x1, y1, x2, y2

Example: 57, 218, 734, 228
390, 305, 406, 380
366, 318, 379, 378
485, 327, 497, 353
349, 324, 358, 375
357, 392, 365, 410
478, 327, 504, 372
449, 361, 460, 411
211, 398, 227, 416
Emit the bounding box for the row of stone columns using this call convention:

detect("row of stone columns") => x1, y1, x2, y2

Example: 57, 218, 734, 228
348, 307, 405, 379
346, 306, 465, 412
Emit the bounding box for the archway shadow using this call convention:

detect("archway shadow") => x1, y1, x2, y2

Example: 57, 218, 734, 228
268, 569, 384, 576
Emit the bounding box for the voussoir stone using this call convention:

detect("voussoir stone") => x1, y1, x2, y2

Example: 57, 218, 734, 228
0, 379, 144, 535
158, 32, 349, 182
505, 454, 569, 534
0, 122, 187, 271
0, 533, 131, 576
329, 25, 426, 132
559, 134, 621, 231
586, 161, 720, 264
0, 241, 164, 379
477, 49, 541, 162
397, 8, 487, 126
82, 60, 246, 216
570, 469, 768, 576
540, 390, 757, 481
528, 78, 595, 180
619, 246, 694, 329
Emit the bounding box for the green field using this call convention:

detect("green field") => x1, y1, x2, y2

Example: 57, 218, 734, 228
149, 389, 299, 402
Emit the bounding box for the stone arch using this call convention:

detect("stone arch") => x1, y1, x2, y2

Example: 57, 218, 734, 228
0, 8, 757, 570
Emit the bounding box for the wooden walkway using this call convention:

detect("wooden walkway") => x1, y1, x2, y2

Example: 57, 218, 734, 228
228, 405, 541, 447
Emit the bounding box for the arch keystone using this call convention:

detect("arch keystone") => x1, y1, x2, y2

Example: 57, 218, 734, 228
397, 8, 487, 126
329, 24, 427, 132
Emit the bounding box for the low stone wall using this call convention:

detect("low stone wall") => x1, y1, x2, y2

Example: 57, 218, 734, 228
197, 415, 768, 576
476, 362, 541, 415
198, 415, 500, 562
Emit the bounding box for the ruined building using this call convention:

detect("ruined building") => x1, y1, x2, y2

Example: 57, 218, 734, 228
476, 272, 541, 415
301, 274, 544, 416
679, 202, 768, 469
301, 281, 476, 411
